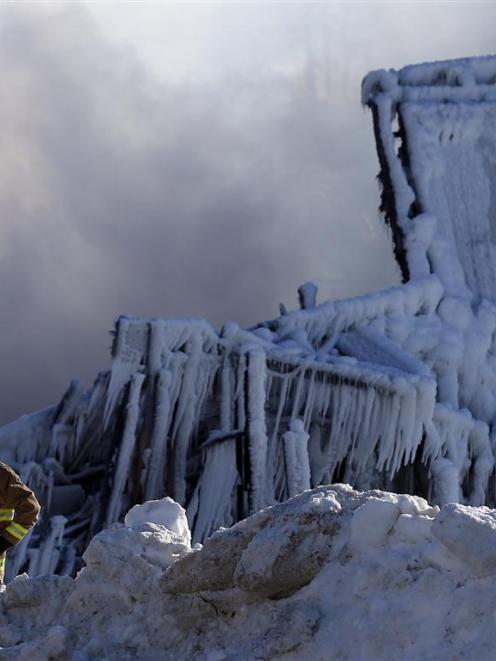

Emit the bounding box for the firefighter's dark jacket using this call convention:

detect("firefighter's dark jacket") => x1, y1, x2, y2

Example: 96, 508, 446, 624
0, 462, 40, 546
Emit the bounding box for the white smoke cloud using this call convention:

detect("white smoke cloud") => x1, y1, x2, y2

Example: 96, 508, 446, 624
1, 2, 495, 423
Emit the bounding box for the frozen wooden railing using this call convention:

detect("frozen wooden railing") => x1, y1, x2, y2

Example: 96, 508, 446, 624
0, 300, 442, 572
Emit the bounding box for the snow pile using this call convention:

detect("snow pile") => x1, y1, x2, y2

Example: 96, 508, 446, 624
4, 487, 496, 659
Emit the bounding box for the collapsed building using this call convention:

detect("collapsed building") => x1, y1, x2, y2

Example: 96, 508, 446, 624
2, 54, 496, 579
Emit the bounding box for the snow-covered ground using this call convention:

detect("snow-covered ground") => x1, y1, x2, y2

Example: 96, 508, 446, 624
2, 486, 496, 660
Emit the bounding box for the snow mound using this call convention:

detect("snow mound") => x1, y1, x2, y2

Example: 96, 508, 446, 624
2, 486, 496, 659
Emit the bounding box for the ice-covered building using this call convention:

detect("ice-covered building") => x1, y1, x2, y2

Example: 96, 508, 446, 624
2, 54, 496, 578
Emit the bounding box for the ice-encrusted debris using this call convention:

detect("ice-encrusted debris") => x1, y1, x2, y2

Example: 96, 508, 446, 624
2, 487, 496, 659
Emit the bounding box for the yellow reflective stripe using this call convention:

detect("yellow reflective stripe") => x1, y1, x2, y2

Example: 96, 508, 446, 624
5, 522, 29, 541
0, 509, 14, 515
5, 526, 22, 541
9, 522, 29, 537
0, 509, 14, 521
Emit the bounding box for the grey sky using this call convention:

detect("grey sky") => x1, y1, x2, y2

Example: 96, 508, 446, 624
1, 2, 495, 425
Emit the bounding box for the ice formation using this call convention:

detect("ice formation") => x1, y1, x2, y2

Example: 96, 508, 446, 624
2, 54, 496, 577
4, 486, 496, 659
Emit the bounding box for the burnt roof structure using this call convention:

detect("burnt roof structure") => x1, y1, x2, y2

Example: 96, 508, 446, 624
2, 55, 496, 579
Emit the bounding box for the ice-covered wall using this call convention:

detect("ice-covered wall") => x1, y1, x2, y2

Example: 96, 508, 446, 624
360, 54, 496, 502
362, 55, 496, 297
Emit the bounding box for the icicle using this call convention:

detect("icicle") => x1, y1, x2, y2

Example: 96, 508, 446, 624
302, 369, 317, 430
391, 384, 417, 472
264, 374, 290, 503
413, 378, 436, 456
283, 419, 310, 497
164, 352, 187, 417
187, 439, 238, 544
106, 371, 145, 526
147, 319, 165, 373
103, 318, 143, 429
331, 383, 356, 464
423, 419, 442, 463
196, 356, 218, 420
430, 457, 460, 505
268, 376, 289, 460
49, 423, 72, 463
354, 387, 377, 471
186, 355, 236, 536
60, 544, 77, 577
7, 528, 34, 581
290, 366, 307, 420
347, 387, 368, 469
319, 380, 332, 424
377, 393, 401, 471
247, 348, 268, 513
235, 352, 247, 431
428, 404, 474, 505
144, 369, 173, 502
468, 420, 493, 506
31, 515, 67, 577
26, 548, 39, 579
308, 421, 326, 487
220, 354, 233, 431
171, 336, 203, 505
283, 425, 299, 498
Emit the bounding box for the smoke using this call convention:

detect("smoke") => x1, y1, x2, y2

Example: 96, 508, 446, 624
1, 2, 495, 423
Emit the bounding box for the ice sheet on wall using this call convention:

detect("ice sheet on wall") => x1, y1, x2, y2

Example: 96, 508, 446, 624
402, 101, 496, 302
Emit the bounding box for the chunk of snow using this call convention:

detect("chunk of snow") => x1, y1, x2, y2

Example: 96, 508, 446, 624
432, 503, 496, 577
349, 498, 400, 549
124, 497, 191, 547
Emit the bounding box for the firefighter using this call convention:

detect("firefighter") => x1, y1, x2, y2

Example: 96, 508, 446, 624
0, 461, 41, 583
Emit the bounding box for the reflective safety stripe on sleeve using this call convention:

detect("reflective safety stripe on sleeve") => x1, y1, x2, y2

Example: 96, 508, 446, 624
0, 509, 14, 522
5, 522, 29, 541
